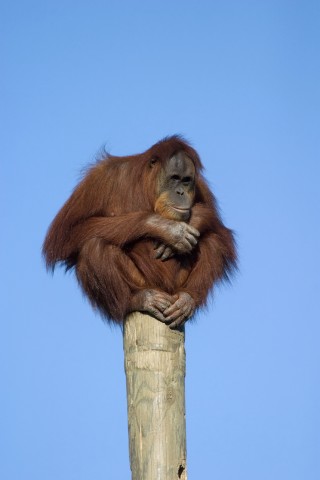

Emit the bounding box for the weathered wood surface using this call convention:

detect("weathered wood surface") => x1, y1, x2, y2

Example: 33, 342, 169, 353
124, 312, 187, 480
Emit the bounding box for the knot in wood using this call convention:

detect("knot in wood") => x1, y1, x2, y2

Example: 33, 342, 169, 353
166, 388, 175, 404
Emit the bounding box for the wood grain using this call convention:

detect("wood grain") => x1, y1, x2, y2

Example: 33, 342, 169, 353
124, 312, 187, 480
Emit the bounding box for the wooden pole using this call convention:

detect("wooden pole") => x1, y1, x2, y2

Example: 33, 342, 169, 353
123, 311, 187, 480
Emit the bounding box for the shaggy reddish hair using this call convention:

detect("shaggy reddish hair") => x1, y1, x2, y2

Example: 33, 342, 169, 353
43, 136, 236, 322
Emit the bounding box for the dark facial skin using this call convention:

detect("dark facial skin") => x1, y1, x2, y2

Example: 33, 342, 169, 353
157, 152, 196, 221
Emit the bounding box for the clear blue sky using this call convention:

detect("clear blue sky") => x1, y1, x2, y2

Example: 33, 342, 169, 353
2, 1, 319, 479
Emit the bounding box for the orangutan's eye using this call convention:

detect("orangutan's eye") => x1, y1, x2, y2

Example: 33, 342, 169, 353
182, 177, 191, 184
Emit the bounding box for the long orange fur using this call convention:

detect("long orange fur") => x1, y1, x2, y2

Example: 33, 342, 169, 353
43, 136, 237, 323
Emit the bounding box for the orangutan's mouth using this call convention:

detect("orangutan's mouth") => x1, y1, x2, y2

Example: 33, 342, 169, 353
172, 207, 190, 212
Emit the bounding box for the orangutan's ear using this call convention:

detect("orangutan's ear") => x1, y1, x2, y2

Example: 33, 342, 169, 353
149, 157, 158, 168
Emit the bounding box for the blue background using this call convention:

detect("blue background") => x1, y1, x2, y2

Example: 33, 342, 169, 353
2, 1, 319, 479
